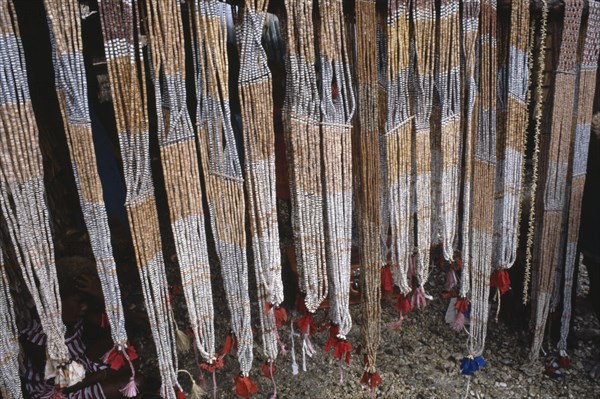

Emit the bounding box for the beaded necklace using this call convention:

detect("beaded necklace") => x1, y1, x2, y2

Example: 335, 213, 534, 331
385, 0, 412, 299
189, 0, 254, 378
458, 0, 481, 300
98, 1, 181, 396
0, 0, 84, 390
556, 0, 600, 358
523, 0, 548, 305
317, 0, 355, 343
42, 0, 128, 353
0, 250, 22, 398
464, 0, 497, 361
143, 0, 216, 370
411, 0, 436, 289
281, 0, 328, 314
355, 0, 383, 385
437, 0, 461, 267
491, 0, 530, 273
529, 0, 584, 363
235, 0, 284, 366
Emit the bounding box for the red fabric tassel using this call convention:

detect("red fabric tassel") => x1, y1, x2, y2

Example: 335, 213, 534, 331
234, 376, 258, 398
261, 362, 276, 379
381, 267, 393, 292
220, 333, 237, 356
274, 306, 288, 329
100, 312, 109, 329
176, 389, 187, 399
332, 339, 352, 364
297, 313, 316, 335
102, 343, 138, 371
324, 324, 340, 353
559, 356, 571, 369
441, 289, 457, 300
200, 356, 224, 373
393, 293, 412, 315
455, 298, 469, 314
490, 270, 511, 294
360, 371, 383, 389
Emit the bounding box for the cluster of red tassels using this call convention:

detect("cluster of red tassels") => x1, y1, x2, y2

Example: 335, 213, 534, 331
234, 375, 258, 399
490, 269, 511, 294
323, 324, 352, 364
359, 370, 383, 389
102, 343, 138, 371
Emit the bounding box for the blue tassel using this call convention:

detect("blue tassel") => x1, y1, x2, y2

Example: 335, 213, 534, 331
460, 356, 486, 376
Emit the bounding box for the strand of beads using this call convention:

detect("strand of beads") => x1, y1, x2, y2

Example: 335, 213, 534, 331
465, 0, 497, 362
411, 0, 436, 289
281, 0, 328, 313
436, 0, 461, 265
143, 0, 216, 370
0, 0, 82, 389
0, 251, 23, 398
43, 0, 128, 350
385, 0, 412, 298
189, 0, 253, 377
355, 0, 383, 385
523, 0, 548, 305
235, 0, 284, 366
318, 0, 355, 341
458, 0, 481, 301
556, 1, 600, 357
529, 0, 584, 363
98, 1, 180, 396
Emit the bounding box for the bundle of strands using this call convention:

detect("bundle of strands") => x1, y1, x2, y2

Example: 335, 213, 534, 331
235, 0, 284, 368
523, 0, 548, 305
355, 0, 383, 388
143, 0, 216, 370
463, 0, 497, 367
556, 1, 600, 359
436, 0, 461, 268
98, 1, 180, 396
189, 0, 254, 380
458, 0, 481, 300
491, 0, 530, 280
0, 0, 84, 390
385, 0, 412, 301
317, 0, 355, 351
281, 0, 328, 314
411, 0, 436, 290
0, 251, 22, 399
43, 0, 129, 354
529, 0, 584, 363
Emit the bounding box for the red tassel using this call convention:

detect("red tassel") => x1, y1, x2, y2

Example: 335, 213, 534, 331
381, 267, 393, 292
220, 333, 237, 356
176, 389, 187, 399
360, 371, 383, 389
297, 313, 316, 335
324, 324, 340, 353
455, 298, 469, 314
102, 343, 137, 371
200, 356, 224, 373
100, 312, 110, 329
332, 339, 352, 364
274, 306, 288, 329
261, 362, 276, 379
559, 356, 571, 369
393, 293, 412, 315
490, 270, 511, 294
234, 376, 258, 398
441, 289, 457, 300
